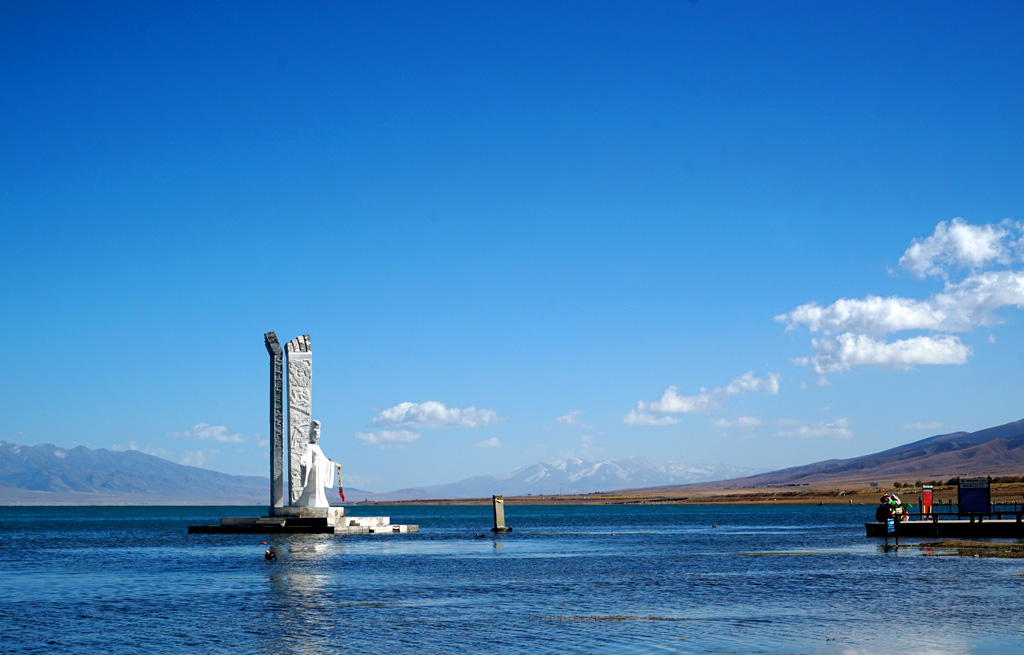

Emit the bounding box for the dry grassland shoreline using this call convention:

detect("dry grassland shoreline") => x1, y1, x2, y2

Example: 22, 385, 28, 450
353, 481, 1024, 508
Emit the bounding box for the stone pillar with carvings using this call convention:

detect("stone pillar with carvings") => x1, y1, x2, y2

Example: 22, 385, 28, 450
286, 335, 313, 505
264, 331, 285, 511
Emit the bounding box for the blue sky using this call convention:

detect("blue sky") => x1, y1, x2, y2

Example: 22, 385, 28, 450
3, 2, 1024, 492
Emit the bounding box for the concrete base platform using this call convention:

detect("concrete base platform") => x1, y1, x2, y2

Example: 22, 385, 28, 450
188, 507, 418, 534
866, 519, 1024, 538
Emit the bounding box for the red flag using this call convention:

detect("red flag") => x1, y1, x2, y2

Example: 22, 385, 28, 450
336, 464, 345, 502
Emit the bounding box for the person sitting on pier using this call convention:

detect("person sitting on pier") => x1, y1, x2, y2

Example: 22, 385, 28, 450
876, 494, 909, 522
875, 497, 890, 522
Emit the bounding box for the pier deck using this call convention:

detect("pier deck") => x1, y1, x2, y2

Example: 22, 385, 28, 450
866, 518, 1024, 538
188, 523, 418, 534
188, 508, 418, 535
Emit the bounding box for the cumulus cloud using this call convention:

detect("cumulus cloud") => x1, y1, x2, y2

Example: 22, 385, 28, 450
623, 409, 681, 426
476, 437, 502, 448
780, 218, 1023, 379
167, 423, 252, 444
112, 442, 177, 461
355, 430, 421, 449
556, 410, 592, 428
710, 416, 763, 429
906, 421, 944, 430
779, 295, 947, 335
143, 445, 174, 460
794, 333, 972, 376
180, 448, 220, 468
899, 218, 1015, 279
624, 372, 780, 426
721, 371, 780, 396
777, 272, 1024, 336
371, 401, 499, 429
775, 418, 852, 438
649, 385, 717, 413
580, 434, 604, 455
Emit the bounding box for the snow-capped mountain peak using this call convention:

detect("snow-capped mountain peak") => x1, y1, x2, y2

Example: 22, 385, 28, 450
383, 456, 766, 499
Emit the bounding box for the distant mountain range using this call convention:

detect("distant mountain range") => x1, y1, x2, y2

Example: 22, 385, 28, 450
356, 457, 764, 501
0, 441, 267, 504
0, 440, 760, 504
5, 418, 1024, 504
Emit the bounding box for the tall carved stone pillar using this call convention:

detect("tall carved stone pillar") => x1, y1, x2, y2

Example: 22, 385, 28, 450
286, 335, 312, 505
264, 331, 285, 511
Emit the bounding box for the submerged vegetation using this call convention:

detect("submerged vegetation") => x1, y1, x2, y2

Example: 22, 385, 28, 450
534, 615, 690, 623
914, 540, 1024, 558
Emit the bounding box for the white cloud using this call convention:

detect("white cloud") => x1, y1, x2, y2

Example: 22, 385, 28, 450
777, 272, 1024, 336
371, 401, 499, 429
355, 430, 421, 449
648, 385, 717, 413
341, 473, 376, 490
623, 409, 680, 426
624, 372, 780, 426
167, 423, 251, 444
113, 442, 176, 461
527, 444, 549, 457
794, 333, 971, 376
142, 445, 174, 460
580, 434, 604, 455
778, 295, 947, 335
776, 418, 852, 438
899, 217, 1015, 279
556, 410, 592, 428
720, 371, 780, 396
780, 219, 1024, 379
906, 421, 944, 430
710, 416, 763, 429
476, 437, 502, 448
180, 449, 219, 467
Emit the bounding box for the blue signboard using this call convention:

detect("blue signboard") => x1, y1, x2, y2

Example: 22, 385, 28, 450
958, 476, 990, 514
886, 518, 895, 534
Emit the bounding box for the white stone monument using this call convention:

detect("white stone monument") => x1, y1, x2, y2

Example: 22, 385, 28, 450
286, 335, 313, 505
188, 332, 418, 534
292, 420, 338, 508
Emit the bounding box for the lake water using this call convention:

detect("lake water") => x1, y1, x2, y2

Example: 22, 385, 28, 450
1, 504, 1021, 654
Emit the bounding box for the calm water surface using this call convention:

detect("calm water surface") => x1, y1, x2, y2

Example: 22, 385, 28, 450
1, 504, 1021, 654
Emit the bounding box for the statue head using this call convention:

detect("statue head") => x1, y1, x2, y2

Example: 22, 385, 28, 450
309, 420, 321, 443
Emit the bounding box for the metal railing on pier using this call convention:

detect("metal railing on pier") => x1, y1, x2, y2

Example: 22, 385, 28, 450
916, 502, 1024, 522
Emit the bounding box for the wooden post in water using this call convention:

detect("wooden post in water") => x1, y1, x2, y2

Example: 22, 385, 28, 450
491, 495, 512, 532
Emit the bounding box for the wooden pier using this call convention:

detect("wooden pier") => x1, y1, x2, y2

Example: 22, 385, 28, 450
867, 478, 1024, 538
866, 516, 1024, 538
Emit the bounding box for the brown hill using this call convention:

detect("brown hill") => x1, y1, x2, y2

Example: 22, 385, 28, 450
696, 418, 1024, 488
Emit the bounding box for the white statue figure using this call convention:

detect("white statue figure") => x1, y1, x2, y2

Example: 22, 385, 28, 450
293, 420, 338, 508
